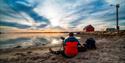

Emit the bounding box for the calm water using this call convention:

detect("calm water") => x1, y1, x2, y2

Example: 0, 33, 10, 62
0, 33, 67, 49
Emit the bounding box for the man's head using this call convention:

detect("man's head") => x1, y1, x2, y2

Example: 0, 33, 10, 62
69, 32, 74, 37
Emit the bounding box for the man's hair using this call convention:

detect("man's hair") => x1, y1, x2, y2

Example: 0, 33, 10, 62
69, 32, 74, 36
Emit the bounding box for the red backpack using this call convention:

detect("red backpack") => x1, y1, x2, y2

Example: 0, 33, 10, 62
64, 42, 78, 57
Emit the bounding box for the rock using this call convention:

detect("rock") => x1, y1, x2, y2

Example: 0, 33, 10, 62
27, 51, 32, 54
14, 46, 22, 48
42, 44, 46, 45
15, 53, 26, 57
30, 56, 41, 60
51, 57, 56, 60
123, 46, 125, 48
81, 57, 89, 60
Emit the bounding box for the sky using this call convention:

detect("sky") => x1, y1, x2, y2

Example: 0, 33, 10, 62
0, 0, 125, 31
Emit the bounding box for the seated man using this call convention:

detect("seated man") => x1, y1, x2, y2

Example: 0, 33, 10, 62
49, 32, 84, 58
63, 32, 80, 57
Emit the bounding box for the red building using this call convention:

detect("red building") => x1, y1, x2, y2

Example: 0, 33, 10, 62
83, 25, 94, 32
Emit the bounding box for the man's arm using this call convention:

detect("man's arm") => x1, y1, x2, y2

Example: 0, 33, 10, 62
64, 38, 68, 46
74, 37, 82, 46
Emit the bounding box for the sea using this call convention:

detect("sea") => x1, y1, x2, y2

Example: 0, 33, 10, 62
0, 33, 68, 49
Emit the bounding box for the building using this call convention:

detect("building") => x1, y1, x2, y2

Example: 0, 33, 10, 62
106, 28, 116, 32
83, 25, 94, 32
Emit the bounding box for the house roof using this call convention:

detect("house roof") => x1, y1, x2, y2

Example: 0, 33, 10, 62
83, 25, 94, 30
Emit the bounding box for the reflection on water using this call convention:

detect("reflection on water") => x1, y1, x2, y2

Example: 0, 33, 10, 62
0, 33, 67, 49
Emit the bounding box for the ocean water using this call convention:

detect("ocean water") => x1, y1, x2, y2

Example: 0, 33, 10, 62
0, 33, 67, 49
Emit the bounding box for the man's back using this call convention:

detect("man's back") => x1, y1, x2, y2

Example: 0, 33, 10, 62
63, 33, 80, 57
64, 42, 78, 57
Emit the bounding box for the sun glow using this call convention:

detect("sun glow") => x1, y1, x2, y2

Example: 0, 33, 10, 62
34, 0, 64, 27
50, 19, 60, 27
51, 39, 59, 44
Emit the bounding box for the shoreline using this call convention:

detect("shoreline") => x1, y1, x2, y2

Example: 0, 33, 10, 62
0, 34, 125, 63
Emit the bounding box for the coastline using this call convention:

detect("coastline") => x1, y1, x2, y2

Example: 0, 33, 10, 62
0, 33, 125, 63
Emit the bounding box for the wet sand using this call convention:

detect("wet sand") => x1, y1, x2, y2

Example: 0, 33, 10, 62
0, 33, 125, 63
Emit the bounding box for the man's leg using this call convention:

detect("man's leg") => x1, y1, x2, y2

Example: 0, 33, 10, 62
49, 48, 62, 55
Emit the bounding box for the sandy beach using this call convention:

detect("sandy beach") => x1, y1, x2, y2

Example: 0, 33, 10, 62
0, 33, 125, 63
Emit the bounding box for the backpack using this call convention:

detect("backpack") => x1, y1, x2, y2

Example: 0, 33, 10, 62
64, 42, 78, 57
84, 38, 96, 49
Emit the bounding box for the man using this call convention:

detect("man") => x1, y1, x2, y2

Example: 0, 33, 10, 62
63, 32, 81, 57
49, 32, 83, 58
64, 32, 81, 46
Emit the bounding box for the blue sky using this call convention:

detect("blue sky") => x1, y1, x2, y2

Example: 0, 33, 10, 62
0, 0, 125, 31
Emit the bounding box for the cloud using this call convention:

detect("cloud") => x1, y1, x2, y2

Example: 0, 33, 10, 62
0, 0, 125, 31
66, 0, 125, 30
0, 21, 30, 29
0, 0, 50, 29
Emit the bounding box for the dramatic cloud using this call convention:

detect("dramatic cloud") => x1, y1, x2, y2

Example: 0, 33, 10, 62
0, 0, 125, 31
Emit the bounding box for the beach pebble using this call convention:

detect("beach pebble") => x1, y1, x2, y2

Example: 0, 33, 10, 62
15, 52, 25, 55
27, 51, 32, 54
